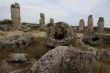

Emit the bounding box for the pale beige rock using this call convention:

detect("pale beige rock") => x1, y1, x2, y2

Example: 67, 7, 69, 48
79, 19, 85, 31
87, 15, 93, 31
7, 53, 28, 63
47, 22, 74, 47
97, 17, 104, 32
31, 46, 96, 73
50, 18, 54, 24
39, 19, 45, 26
39, 13, 45, 27
11, 3, 21, 29
40, 13, 45, 19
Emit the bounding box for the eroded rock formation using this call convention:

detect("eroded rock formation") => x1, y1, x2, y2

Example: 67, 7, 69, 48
97, 17, 104, 32
39, 13, 45, 26
0, 33, 34, 50
11, 3, 21, 29
50, 18, 54, 24
31, 46, 96, 73
83, 21, 102, 46
7, 53, 29, 64
87, 15, 93, 31
47, 22, 74, 48
79, 19, 85, 32
83, 33, 102, 46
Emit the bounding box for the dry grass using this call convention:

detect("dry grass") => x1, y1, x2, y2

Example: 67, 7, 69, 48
0, 30, 110, 73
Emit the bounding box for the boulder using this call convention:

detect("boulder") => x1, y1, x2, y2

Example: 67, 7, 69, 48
47, 22, 74, 48
0, 33, 34, 49
31, 46, 96, 73
83, 34, 102, 46
7, 53, 29, 64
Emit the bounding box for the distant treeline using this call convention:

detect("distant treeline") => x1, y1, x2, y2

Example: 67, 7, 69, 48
0, 19, 12, 24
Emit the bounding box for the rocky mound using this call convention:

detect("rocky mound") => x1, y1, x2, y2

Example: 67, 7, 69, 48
31, 46, 96, 73
0, 33, 34, 50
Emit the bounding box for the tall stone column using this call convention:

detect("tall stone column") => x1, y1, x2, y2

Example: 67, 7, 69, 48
39, 13, 45, 27
11, 3, 21, 30
87, 15, 93, 31
97, 17, 104, 32
50, 18, 54, 24
79, 19, 85, 31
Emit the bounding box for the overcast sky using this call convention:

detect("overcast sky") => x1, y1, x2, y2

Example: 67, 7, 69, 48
0, 0, 110, 27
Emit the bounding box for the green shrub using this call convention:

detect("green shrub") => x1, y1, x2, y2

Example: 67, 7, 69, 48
0, 19, 12, 24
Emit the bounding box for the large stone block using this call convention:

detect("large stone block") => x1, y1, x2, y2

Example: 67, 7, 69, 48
31, 46, 96, 73
0, 33, 34, 50
47, 22, 75, 48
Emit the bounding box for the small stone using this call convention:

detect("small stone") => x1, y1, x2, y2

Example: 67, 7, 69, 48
7, 53, 29, 64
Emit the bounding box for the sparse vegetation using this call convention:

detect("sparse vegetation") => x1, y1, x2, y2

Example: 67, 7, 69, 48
31, 37, 48, 59
0, 19, 12, 24
104, 28, 110, 34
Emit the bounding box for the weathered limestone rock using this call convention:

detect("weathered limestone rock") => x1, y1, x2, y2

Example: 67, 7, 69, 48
40, 13, 45, 19
11, 3, 21, 29
31, 46, 96, 73
7, 53, 29, 64
83, 33, 102, 46
39, 13, 45, 26
47, 22, 74, 48
82, 45, 96, 55
39, 19, 45, 26
84, 27, 94, 36
0, 24, 12, 31
0, 33, 34, 49
39, 13, 46, 30
83, 17, 102, 46
97, 17, 104, 32
79, 19, 85, 31
50, 18, 54, 24
87, 15, 93, 31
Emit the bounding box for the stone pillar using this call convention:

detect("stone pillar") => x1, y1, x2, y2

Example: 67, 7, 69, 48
11, 3, 21, 29
97, 17, 104, 32
50, 18, 54, 24
87, 15, 93, 31
79, 19, 85, 31
39, 19, 45, 26
39, 13, 45, 26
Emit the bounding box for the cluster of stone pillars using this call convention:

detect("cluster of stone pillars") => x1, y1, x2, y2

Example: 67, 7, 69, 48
79, 15, 104, 33
11, 3, 104, 32
11, 3, 47, 30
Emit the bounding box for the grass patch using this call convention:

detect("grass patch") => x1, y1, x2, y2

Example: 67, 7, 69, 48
92, 62, 110, 73
24, 37, 49, 60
